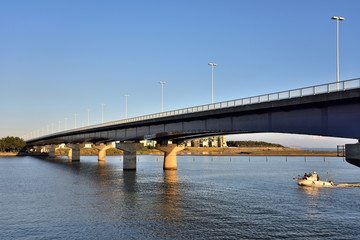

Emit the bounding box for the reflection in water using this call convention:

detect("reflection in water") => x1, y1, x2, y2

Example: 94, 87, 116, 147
122, 170, 138, 209
163, 170, 179, 215
54, 158, 184, 238
154, 170, 184, 238
297, 186, 323, 217
4, 155, 358, 239
298, 186, 320, 197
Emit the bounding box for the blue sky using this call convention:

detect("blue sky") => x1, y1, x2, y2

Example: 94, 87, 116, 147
0, 0, 359, 147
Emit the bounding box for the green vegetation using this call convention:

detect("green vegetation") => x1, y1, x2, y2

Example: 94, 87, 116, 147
227, 140, 284, 148
0, 136, 26, 152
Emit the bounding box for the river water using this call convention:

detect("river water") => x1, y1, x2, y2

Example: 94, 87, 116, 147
0, 155, 359, 239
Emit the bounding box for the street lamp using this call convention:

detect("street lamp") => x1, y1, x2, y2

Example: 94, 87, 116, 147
159, 81, 166, 112
87, 108, 90, 126
331, 16, 344, 86
74, 114, 78, 128
124, 95, 129, 119
208, 63, 217, 104
64, 118, 68, 130
101, 104, 105, 123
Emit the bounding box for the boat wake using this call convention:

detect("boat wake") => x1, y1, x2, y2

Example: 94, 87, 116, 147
335, 183, 360, 188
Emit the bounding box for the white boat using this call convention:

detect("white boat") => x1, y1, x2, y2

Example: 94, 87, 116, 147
294, 171, 335, 187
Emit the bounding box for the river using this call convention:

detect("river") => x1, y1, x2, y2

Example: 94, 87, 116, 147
0, 155, 359, 239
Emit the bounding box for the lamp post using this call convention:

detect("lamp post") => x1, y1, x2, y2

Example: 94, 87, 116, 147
331, 16, 344, 87
101, 104, 105, 123
74, 114, 78, 128
208, 63, 217, 104
64, 118, 68, 130
159, 81, 166, 112
87, 108, 90, 126
124, 95, 129, 119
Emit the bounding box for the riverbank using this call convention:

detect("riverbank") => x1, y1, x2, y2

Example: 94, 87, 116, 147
178, 147, 338, 156
1, 146, 339, 157
0, 152, 18, 156
56, 147, 338, 156
0, 152, 40, 156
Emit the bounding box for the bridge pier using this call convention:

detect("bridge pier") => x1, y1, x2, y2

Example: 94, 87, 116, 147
156, 144, 185, 170
34, 146, 43, 154
116, 142, 144, 170
345, 142, 360, 167
93, 143, 113, 161
25, 146, 33, 153
66, 144, 85, 162
47, 144, 60, 158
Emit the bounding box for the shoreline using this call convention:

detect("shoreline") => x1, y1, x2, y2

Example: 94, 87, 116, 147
1, 147, 340, 157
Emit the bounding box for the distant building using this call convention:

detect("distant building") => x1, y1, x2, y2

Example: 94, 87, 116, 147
185, 136, 227, 148
140, 140, 156, 147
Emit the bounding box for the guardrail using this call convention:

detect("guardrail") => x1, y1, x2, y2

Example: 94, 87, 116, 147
27, 78, 360, 142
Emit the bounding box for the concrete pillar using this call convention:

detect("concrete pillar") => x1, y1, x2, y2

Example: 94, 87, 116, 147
115, 143, 144, 170
68, 148, 72, 160
25, 146, 33, 153
93, 143, 113, 161
66, 144, 85, 162
34, 146, 42, 154
156, 144, 185, 170
48, 144, 59, 158
345, 142, 360, 167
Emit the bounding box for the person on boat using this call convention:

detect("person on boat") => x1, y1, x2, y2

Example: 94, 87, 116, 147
312, 171, 320, 181
303, 173, 308, 179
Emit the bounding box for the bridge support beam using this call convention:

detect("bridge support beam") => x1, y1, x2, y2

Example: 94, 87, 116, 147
156, 144, 185, 170
93, 143, 113, 161
66, 144, 85, 162
34, 146, 43, 154
115, 142, 144, 170
345, 142, 360, 167
47, 144, 60, 158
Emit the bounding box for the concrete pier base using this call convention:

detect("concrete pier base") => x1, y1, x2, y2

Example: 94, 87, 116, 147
68, 148, 72, 160
34, 146, 42, 154
345, 142, 360, 167
156, 144, 184, 170
116, 143, 144, 170
48, 145, 59, 158
66, 144, 85, 162
93, 144, 113, 161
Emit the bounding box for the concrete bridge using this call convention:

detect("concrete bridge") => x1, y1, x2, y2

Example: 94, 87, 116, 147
26, 78, 360, 169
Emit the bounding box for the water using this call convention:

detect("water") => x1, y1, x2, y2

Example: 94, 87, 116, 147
0, 155, 359, 239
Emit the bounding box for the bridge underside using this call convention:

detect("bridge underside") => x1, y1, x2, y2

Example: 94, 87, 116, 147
27, 89, 360, 147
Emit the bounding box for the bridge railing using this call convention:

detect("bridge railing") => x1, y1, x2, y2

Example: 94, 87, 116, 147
27, 78, 360, 141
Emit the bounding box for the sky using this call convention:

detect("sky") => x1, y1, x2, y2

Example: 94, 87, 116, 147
0, 0, 359, 148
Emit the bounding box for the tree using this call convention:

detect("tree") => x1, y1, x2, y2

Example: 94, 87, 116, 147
226, 140, 283, 148
0, 136, 26, 152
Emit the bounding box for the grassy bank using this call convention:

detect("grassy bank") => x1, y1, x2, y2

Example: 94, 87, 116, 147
0, 152, 18, 156
54, 146, 337, 156
177, 147, 338, 156
1, 147, 338, 157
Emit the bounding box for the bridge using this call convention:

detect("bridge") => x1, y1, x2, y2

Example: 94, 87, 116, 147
26, 78, 360, 169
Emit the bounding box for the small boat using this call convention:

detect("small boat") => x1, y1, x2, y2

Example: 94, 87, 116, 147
294, 171, 335, 187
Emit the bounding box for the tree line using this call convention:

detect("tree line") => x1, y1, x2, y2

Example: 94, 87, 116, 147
0, 136, 26, 152
227, 141, 284, 148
